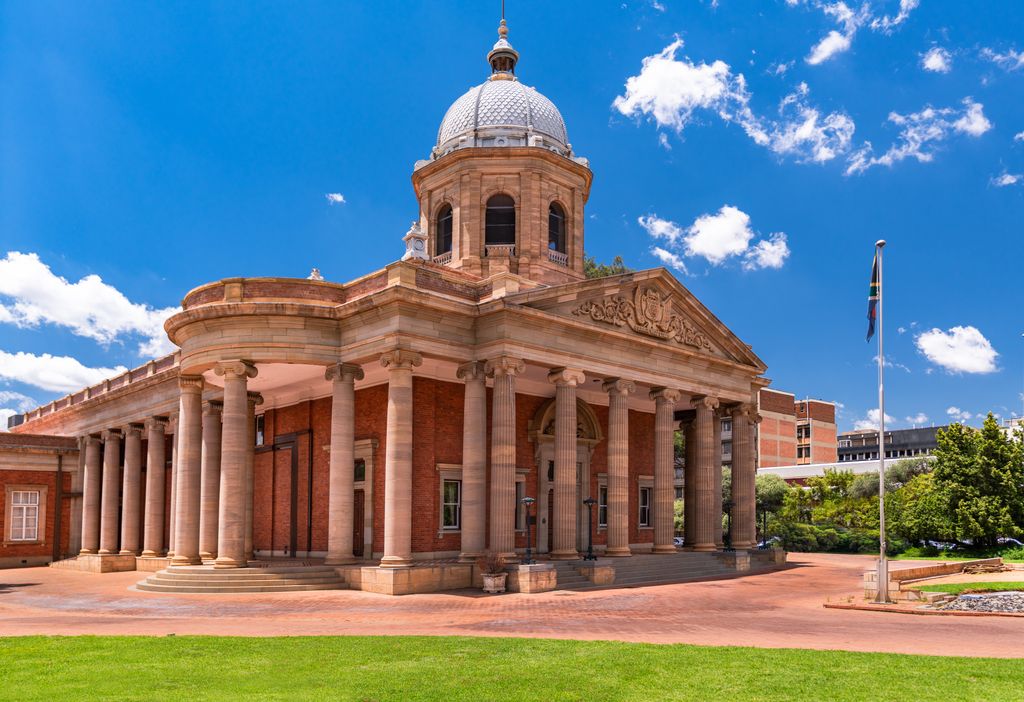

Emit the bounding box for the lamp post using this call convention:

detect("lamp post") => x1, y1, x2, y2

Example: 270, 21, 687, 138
521, 496, 536, 565
724, 500, 735, 552
583, 497, 598, 561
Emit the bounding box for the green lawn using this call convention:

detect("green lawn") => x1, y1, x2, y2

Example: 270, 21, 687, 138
2, 636, 1023, 701
915, 581, 1024, 595
891, 552, 1024, 564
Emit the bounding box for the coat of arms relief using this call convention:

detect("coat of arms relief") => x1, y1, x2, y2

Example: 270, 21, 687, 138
571, 286, 713, 351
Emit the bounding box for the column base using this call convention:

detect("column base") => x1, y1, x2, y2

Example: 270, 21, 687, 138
324, 554, 358, 566
457, 552, 481, 564
78, 548, 97, 555
171, 555, 202, 566
549, 549, 579, 561
199, 551, 216, 561
213, 556, 247, 569
732, 541, 755, 551
690, 544, 717, 552
379, 555, 412, 569
139, 549, 162, 558
119, 549, 140, 556
652, 545, 678, 554
97, 548, 116, 555
603, 547, 633, 557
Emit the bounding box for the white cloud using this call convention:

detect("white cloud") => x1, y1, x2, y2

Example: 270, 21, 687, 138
905, 412, 929, 425
0, 252, 178, 357
658, 132, 672, 150
0, 390, 36, 411
846, 99, 992, 175
638, 214, 685, 245
0, 350, 126, 394
770, 61, 795, 76
650, 0, 666, 11
614, 39, 855, 164
650, 247, 689, 274
1015, 131, 1024, 142
897, 326, 907, 334
743, 233, 791, 270
946, 406, 973, 422
808, 29, 853, 65
325, 193, 346, 204
981, 47, 1024, 72
870, 0, 919, 33
854, 408, 896, 431
640, 206, 788, 271
915, 326, 998, 374
992, 172, 1022, 187
921, 47, 952, 74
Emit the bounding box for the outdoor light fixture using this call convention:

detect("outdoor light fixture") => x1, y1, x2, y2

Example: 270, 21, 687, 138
583, 497, 598, 561
521, 496, 536, 564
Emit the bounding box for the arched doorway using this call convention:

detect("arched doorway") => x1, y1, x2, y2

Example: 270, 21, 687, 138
529, 397, 603, 554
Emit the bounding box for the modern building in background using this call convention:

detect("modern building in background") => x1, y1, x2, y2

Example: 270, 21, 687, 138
756, 389, 837, 469
837, 426, 944, 462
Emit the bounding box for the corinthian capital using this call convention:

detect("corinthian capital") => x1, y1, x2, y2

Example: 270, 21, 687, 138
246, 392, 264, 407
649, 387, 682, 404
730, 403, 755, 421
485, 356, 525, 378
380, 349, 423, 371
602, 378, 636, 396
691, 395, 720, 412
547, 367, 585, 387
214, 360, 258, 380
325, 362, 364, 383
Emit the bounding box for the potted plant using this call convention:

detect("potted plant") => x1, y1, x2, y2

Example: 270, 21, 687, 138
476, 551, 507, 593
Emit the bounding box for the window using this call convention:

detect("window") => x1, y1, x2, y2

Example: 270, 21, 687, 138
797, 446, 810, 459
10, 490, 39, 541
797, 424, 810, 440
255, 414, 265, 447
515, 480, 526, 531
598, 485, 608, 528
354, 458, 366, 482
639, 487, 652, 527
548, 202, 566, 253
485, 194, 516, 245
436, 204, 453, 255
442, 479, 461, 530
721, 419, 732, 433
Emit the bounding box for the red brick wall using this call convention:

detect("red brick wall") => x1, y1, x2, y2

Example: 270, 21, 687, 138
0, 468, 73, 562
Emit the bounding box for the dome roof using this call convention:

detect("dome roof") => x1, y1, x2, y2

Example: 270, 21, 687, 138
435, 79, 569, 156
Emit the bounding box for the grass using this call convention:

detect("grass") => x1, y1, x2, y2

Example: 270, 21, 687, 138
2, 636, 1024, 701
915, 581, 1024, 595
891, 550, 1024, 564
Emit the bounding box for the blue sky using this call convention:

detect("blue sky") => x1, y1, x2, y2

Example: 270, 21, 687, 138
1, 0, 1022, 432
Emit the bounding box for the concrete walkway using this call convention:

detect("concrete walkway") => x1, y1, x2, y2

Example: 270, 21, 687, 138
1, 553, 1023, 657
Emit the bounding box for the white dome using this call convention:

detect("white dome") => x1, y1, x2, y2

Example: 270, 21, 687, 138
434, 79, 570, 157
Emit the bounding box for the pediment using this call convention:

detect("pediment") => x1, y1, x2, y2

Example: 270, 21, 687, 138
506, 269, 766, 371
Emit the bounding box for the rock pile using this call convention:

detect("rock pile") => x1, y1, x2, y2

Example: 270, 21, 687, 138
936, 591, 1024, 613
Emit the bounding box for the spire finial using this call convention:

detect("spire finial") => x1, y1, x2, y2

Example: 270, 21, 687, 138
488, 4, 518, 79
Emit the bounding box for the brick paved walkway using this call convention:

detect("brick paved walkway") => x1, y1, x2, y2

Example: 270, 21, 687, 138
1, 553, 1022, 657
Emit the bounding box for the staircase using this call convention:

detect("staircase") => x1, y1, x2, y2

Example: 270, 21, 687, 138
552, 552, 762, 592
136, 564, 347, 594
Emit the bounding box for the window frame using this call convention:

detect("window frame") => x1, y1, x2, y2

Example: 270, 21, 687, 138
5, 485, 47, 545
435, 203, 453, 255
597, 483, 608, 529
441, 479, 462, 531
638, 486, 652, 528
484, 193, 516, 246
547, 201, 566, 253
436, 464, 464, 534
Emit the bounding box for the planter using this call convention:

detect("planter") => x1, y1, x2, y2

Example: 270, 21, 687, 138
481, 572, 507, 594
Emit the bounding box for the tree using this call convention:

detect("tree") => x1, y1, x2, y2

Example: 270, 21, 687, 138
583, 254, 631, 279
931, 414, 1024, 548
889, 472, 952, 544
850, 457, 933, 499
755, 473, 789, 541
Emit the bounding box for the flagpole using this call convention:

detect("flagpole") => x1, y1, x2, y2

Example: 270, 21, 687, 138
874, 239, 890, 604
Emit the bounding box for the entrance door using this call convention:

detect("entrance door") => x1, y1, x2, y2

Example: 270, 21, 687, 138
353, 489, 365, 557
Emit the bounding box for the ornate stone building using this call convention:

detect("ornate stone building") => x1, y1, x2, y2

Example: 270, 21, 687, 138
5, 20, 770, 593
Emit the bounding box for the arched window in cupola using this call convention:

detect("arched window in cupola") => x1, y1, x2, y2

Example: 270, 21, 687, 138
485, 194, 516, 246
548, 202, 566, 254
436, 204, 453, 256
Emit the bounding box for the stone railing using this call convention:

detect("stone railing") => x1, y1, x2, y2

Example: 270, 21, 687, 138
485, 244, 516, 258
432, 251, 453, 265
547, 249, 569, 266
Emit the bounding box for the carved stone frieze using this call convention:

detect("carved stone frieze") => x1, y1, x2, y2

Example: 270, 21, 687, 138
571, 286, 712, 351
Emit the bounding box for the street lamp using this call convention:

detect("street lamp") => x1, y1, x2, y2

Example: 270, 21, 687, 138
583, 497, 598, 561
520, 496, 536, 564
724, 500, 735, 552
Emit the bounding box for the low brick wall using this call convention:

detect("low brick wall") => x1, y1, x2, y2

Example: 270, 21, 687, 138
863, 558, 1004, 600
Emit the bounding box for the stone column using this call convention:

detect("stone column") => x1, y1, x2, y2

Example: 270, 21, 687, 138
79, 435, 102, 554
214, 360, 257, 568
603, 378, 635, 557
485, 356, 525, 561
244, 392, 262, 560
167, 415, 178, 557
380, 349, 422, 568
713, 408, 725, 549
171, 375, 204, 566
198, 401, 223, 560
549, 367, 585, 560
456, 361, 487, 563
731, 404, 758, 550
650, 388, 681, 554
690, 396, 720, 552
119, 424, 144, 555
324, 362, 363, 565
98, 428, 122, 554
682, 418, 697, 548
141, 417, 167, 557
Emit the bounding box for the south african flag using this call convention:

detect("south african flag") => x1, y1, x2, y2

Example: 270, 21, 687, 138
866, 252, 879, 341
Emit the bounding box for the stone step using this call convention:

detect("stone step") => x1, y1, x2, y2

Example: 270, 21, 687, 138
147, 575, 345, 587
136, 581, 346, 594
153, 570, 339, 582
166, 565, 337, 575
